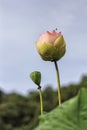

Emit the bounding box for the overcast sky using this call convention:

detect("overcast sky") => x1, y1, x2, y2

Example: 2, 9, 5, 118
0, 0, 87, 95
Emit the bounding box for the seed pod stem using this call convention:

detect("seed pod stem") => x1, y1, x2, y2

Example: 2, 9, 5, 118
38, 85, 43, 115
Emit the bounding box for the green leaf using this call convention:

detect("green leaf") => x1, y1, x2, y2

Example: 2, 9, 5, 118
34, 88, 87, 130
30, 71, 41, 86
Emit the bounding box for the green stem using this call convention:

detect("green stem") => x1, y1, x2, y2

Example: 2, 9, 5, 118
54, 61, 61, 105
38, 86, 43, 115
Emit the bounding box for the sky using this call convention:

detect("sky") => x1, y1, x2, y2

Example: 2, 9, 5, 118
0, 0, 87, 95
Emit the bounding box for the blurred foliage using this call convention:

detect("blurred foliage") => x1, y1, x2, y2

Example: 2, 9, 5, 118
35, 88, 87, 130
0, 75, 87, 130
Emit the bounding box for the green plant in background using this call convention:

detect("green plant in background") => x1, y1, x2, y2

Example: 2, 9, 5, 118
34, 88, 87, 130
36, 30, 66, 105
30, 71, 43, 115
0, 76, 87, 130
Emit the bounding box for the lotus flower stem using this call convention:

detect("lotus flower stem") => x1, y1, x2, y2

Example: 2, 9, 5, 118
38, 86, 43, 115
54, 61, 61, 105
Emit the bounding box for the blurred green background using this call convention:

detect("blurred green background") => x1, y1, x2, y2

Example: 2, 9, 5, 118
0, 75, 87, 130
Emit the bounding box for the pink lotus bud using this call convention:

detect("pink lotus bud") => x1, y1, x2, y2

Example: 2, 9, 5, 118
36, 30, 66, 61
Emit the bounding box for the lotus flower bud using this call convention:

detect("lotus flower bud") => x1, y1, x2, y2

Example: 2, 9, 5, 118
36, 30, 66, 61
